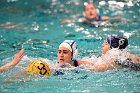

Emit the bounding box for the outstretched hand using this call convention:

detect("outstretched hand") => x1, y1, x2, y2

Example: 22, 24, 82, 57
0, 49, 24, 72
10, 48, 24, 66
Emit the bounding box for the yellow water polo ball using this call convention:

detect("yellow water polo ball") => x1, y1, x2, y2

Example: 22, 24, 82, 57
26, 59, 51, 76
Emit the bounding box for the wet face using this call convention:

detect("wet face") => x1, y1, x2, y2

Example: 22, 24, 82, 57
102, 40, 110, 55
84, 3, 97, 20
57, 47, 72, 65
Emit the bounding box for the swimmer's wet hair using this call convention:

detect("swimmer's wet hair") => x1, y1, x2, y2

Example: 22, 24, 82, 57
107, 35, 128, 49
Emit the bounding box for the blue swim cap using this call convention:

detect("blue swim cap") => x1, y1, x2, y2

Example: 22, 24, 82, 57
107, 35, 128, 49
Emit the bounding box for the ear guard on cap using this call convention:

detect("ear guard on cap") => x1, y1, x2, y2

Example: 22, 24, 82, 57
107, 35, 128, 49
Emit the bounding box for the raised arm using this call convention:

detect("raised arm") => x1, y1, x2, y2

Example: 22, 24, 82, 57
0, 49, 24, 73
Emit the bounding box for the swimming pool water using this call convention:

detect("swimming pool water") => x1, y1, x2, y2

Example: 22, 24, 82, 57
0, 0, 140, 93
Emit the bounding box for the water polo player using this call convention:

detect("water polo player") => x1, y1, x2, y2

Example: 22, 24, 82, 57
107, 35, 140, 63
57, 40, 92, 67
62, 2, 128, 27
88, 35, 140, 71
26, 40, 92, 76
107, 35, 140, 70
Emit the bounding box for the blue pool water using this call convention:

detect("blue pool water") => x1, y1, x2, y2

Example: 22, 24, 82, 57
0, 0, 140, 93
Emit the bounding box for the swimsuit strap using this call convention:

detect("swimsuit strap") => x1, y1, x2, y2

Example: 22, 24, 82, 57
97, 15, 102, 21
74, 59, 78, 67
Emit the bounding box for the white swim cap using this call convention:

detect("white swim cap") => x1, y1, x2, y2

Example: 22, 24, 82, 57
59, 40, 78, 59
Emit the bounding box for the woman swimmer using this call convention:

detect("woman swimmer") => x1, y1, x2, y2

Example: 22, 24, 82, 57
62, 2, 108, 23
51, 40, 93, 75
62, 2, 127, 25
57, 40, 92, 67
0, 49, 24, 73
88, 35, 140, 71
11, 40, 92, 77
